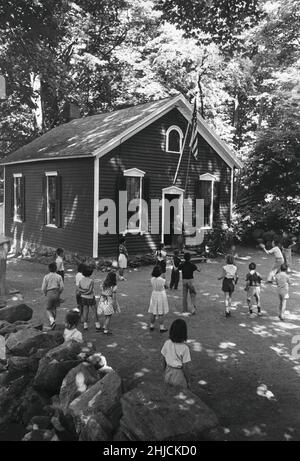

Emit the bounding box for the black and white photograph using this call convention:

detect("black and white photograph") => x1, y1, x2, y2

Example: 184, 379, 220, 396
0, 0, 300, 445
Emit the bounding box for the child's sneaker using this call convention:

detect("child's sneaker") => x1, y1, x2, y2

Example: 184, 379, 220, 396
103, 329, 112, 335
257, 310, 263, 317
83, 322, 88, 330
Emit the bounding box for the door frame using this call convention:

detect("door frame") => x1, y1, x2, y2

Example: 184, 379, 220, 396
161, 186, 185, 244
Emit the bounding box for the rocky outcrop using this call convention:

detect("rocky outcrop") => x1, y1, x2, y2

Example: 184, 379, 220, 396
6, 329, 63, 356
67, 370, 122, 432
33, 341, 93, 396
0, 304, 33, 323
120, 382, 219, 441
59, 362, 99, 412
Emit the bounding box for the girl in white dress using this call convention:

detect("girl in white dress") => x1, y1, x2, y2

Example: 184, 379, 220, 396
118, 237, 128, 281
148, 265, 169, 332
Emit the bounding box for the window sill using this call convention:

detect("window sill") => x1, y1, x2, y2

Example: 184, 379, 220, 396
45, 224, 58, 229
13, 218, 23, 223
165, 150, 181, 154
122, 229, 145, 236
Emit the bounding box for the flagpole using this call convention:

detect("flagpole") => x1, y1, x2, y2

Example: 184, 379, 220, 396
173, 121, 190, 185
184, 94, 198, 194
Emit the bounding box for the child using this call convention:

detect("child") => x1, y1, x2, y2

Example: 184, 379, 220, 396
178, 252, 200, 315
42, 262, 64, 330
64, 309, 83, 343
148, 265, 169, 332
260, 239, 284, 283
75, 263, 85, 316
282, 232, 297, 273
55, 248, 65, 281
218, 254, 238, 317
118, 237, 128, 281
161, 319, 191, 389
155, 243, 167, 278
245, 262, 262, 317
170, 249, 181, 290
148, 266, 169, 333
97, 271, 120, 335
78, 265, 101, 331
275, 264, 290, 321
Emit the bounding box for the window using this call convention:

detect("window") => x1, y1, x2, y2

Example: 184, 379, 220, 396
13, 174, 25, 222
197, 174, 220, 228
166, 126, 183, 153
44, 172, 62, 227
123, 168, 145, 233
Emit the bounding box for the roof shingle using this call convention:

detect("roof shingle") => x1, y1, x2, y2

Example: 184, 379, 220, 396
2, 96, 177, 165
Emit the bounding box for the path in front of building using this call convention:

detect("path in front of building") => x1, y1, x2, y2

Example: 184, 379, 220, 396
5, 248, 300, 441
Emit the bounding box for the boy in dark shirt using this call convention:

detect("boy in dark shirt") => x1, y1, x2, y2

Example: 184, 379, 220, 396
179, 253, 201, 314
170, 250, 182, 290
245, 262, 262, 317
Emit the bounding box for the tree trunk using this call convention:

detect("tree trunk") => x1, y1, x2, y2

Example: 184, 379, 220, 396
233, 95, 239, 127
30, 72, 43, 132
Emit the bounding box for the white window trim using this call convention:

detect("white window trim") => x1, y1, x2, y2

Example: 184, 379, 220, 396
45, 172, 58, 228
199, 173, 219, 229
123, 169, 145, 235
13, 173, 23, 222
123, 168, 145, 178
166, 125, 183, 154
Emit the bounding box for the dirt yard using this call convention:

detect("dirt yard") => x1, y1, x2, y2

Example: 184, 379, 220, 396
4, 247, 300, 441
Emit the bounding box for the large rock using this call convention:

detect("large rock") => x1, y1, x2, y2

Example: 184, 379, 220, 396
8, 356, 40, 374
6, 329, 63, 356
79, 414, 113, 441
22, 429, 55, 441
59, 362, 99, 412
0, 374, 32, 425
120, 382, 219, 441
0, 320, 43, 337
0, 304, 33, 323
33, 341, 83, 396
67, 370, 122, 434
16, 387, 50, 426
45, 340, 83, 362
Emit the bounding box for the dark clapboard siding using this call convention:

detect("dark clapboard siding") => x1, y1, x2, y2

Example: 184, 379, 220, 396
98, 108, 232, 257
5, 158, 94, 256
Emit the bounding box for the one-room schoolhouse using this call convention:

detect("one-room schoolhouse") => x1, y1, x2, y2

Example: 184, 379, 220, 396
1, 93, 242, 258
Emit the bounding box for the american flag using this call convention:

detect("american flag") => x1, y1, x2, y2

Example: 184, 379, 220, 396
189, 98, 198, 160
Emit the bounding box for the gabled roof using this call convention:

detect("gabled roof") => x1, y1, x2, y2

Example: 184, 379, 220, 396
1, 94, 242, 168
